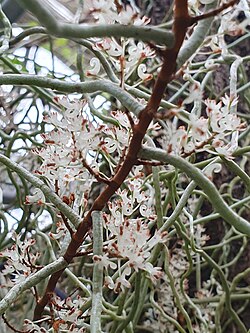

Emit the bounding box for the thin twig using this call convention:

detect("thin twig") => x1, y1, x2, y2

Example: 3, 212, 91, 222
2, 314, 29, 333
191, 0, 240, 25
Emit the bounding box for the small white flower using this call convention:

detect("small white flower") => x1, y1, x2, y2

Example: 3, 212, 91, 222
111, 110, 131, 129
94, 253, 117, 270
203, 162, 222, 180
86, 57, 101, 76
25, 188, 45, 205
24, 320, 47, 333
0, 245, 19, 261
49, 221, 68, 240
189, 113, 209, 142
103, 137, 118, 153
117, 6, 135, 25
104, 275, 115, 289
213, 131, 239, 158
144, 262, 162, 283
221, 94, 238, 114
137, 63, 153, 81
127, 41, 154, 68
114, 265, 131, 291
183, 82, 202, 104
139, 203, 154, 218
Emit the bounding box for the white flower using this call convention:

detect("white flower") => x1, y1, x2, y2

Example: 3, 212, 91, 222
117, 6, 136, 25
203, 162, 222, 180
86, 57, 101, 76
45, 98, 86, 131
183, 82, 202, 104
189, 113, 209, 142
139, 202, 154, 218
0, 245, 19, 262
49, 221, 68, 240
103, 136, 118, 153
206, 96, 241, 134
48, 295, 85, 327
91, 0, 117, 23
117, 4, 150, 26
95, 38, 123, 57
165, 124, 187, 155
213, 131, 239, 158
128, 41, 154, 67
42, 128, 72, 146
137, 63, 153, 81
94, 253, 117, 270
116, 127, 130, 146
144, 262, 162, 283
205, 99, 221, 116
221, 94, 238, 114
114, 265, 131, 291
128, 178, 146, 203
25, 188, 46, 205
104, 275, 115, 289
57, 96, 85, 113
0, 234, 39, 286
24, 320, 47, 333
111, 110, 131, 129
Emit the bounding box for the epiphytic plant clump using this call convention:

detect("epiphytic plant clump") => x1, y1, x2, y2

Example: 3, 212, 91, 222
0, 0, 249, 332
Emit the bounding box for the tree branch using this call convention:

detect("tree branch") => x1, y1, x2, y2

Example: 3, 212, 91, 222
0, 257, 67, 315
177, 0, 218, 68
0, 154, 81, 228
139, 147, 250, 236
0, 75, 144, 117
90, 211, 104, 333
16, 0, 174, 46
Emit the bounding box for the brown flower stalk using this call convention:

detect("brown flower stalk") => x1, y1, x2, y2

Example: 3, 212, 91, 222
33, 0, 236, 320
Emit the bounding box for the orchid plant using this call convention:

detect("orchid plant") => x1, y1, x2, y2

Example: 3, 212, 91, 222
0, 0, 250, 332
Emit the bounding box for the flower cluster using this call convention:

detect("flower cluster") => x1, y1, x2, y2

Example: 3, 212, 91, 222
143, 239, 215, 333
83, 1, 155, 81
33, 98, 99, 193
84, 0, 150, 25
23, 295, 87, 333
29, 98, 135, 204
98, 170, 167, 290
0, 233, 40, 286
161, 94, 245, 158
23, 320, 47, 333
47, 295, 86, 332
90, 38, 155, 80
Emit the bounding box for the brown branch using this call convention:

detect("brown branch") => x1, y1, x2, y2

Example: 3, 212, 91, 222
154, 109, 177, 120
181, 133, 216, 157
54, 179, 59, 196
190, 0, 239, 25
119, 55, 125, 89
113, 145, 128, 174
124, 108, 135, 129
74, 248, 93, 257
80, 152, 110, 185
33, 0, 197, 320
2, 314, 29, 333
60, 212, 75, 236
